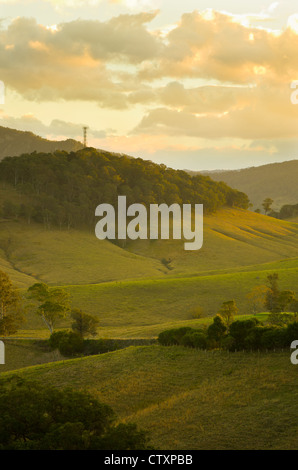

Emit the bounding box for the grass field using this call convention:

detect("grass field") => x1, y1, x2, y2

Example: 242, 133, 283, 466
1, 205, 298, 338
1, 197, 298, 450
1, 206, 298, 288
0, 339, 64, 371
1, 344, 297, 450
16, 262, 297, 338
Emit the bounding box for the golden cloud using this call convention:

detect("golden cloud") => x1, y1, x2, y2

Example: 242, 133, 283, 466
0, 9, 297, 142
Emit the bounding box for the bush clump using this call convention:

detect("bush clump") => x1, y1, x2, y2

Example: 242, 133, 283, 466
49, 330, 84, 356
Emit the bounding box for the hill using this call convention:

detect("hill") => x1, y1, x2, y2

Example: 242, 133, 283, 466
0, 149, 298, 340
1, 345, 297, 450
195, 160, 298, 211
2, 206, 298, 338
0, 148, 249, 233
0, 126, 83, 160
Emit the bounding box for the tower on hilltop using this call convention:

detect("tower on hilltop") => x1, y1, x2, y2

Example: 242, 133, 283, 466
83, 126, 88, 148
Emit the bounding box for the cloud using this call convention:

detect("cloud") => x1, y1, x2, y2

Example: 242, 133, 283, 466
138, 10, 298, 84
0, 112, 106, 139
132, 86, 298, 140
0, 13, 161, 106
14, 0, 161, 9
0, 8, 298, 147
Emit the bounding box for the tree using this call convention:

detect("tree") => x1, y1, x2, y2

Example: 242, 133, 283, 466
267, 312, 293, 327
0, 378, 151, 450
264, 273, 295, 313
52, 331, 84, 356
188, 306, 204, 319
71, 309, 99, 338
228, 318, 260, 349
246, 285, 269, 315
0, 270, 23, 335
27, 283, 70, 333
264, 273, 280, 313
277, 290, 296, 312
262, 198, 274, 215
207, 315, 227, 344
218, 300, 238, 328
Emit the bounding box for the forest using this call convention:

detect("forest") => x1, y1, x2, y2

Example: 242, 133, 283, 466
0, 148, 249, 231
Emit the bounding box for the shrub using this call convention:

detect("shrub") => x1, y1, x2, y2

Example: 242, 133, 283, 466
48, 330, 69, 350
267, 313, 293, 327
221, 335, 235, 351
49, 330, 84, 356
207, 315, 227, 343
244, 326, 272, 350
58, 331, 84, 356
260, 328, 288, 349
228, 318, 260, 349
181, 331, 207, 349
158, 327, 194, 346
188, 307, 204, 319
83, 339, 119, 355
285, 321, 298, 344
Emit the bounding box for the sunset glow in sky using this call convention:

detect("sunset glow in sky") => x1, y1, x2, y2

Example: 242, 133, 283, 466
0, 0, 298, 170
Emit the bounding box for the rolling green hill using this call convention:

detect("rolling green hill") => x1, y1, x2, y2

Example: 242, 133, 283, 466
2, 205, 298, 289
1, 151, 298, 451
1, 204, 298, 338
1, 345, 297, 450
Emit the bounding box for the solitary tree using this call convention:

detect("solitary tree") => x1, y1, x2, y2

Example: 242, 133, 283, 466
264, 273, 295, 313
207, 315, 227, 344
265, 273, 280, 312
246, 285, 269, 315
27, 283, 70, 333
71, 309, 99, 338
262, 198, 274, 215
218, 300, 238, 328
0, 270, 23, 335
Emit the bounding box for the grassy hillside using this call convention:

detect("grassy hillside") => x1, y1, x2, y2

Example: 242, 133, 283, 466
1, 137, 298, 451
0, 340, 64, 371
14, 261, 298, 339
1, 207, 298, 288
1, 204, 298, 338
198, 159, 298, 211
125, 208, 298, 274
49, 266, 297, 338
1, 345, 297, 450
0, 223, 167, 288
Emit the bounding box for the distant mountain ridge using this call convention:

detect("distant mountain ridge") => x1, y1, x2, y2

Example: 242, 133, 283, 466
0, 126, 84, 160
191, 160, 298, 211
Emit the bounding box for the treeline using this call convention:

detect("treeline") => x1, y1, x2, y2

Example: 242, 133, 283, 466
158, 273, 298, 352
269, 203, 298, 220
0, 378, 150, 450
158, 316, 298, 352
0, 148, 249, 230
48, 331, 155, 357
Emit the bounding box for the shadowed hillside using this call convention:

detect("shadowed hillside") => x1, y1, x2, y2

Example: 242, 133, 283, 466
0, 126, 83, 160
195, 160, 298, 211
2, 346, 297, 450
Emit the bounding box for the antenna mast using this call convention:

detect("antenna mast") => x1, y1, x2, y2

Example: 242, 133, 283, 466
83, 126, 88, 148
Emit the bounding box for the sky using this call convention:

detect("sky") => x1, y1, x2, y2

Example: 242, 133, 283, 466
0, 0, 298, 170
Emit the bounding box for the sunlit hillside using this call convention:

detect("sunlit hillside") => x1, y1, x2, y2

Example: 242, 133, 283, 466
1, 206, 298, 288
